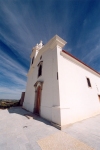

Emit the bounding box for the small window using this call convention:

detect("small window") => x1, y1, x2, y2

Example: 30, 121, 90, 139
98, 95, 100, 102
40, 56, 42, 60
86, 78, 91, 87
31, 57, 34, 65
38, 64, 42, 77
57, 72, 58, 80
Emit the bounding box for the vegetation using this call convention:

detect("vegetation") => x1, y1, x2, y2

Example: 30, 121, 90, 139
0, 99, 20, 109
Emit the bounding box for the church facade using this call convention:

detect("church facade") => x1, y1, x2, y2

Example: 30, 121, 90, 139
23, 35, 100, 129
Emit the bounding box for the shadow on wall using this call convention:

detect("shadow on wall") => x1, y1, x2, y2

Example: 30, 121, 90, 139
7, 106, 51, 126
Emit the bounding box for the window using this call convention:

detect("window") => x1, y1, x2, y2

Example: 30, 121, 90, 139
86, 78, 91, 87
98, 95, 100, 102
37, 61, 43, 77
57, 72, 58, 80
31, 57, 34, 65
38, 65, 42, 77
40, 56, 42, 60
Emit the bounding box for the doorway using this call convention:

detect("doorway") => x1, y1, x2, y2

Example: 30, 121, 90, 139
35, 86, 41, 115
34, 81, 43, 115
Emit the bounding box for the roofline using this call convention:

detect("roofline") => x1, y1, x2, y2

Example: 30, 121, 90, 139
62, 50, 100, 76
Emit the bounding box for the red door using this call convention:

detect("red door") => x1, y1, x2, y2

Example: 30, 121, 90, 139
35, 86, 41, 115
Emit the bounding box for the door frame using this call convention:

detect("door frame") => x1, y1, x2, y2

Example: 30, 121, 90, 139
34, 81, 43, 115
98, 95, 100, 102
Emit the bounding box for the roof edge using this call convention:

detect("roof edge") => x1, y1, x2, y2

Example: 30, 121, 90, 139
62, 50, 100, 76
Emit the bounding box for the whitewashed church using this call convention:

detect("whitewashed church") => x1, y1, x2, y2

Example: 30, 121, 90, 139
23, 35, 100, 129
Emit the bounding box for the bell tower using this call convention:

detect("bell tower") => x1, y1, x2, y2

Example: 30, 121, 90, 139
30, 41, 43, 66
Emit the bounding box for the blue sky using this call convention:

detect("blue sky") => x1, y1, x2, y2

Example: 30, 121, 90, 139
0, 0, 100, 99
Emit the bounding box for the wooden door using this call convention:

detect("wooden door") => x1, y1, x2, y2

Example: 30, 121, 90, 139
35, 86, 41, 115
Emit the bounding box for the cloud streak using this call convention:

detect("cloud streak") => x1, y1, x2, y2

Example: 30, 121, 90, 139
0, 0, 100, 99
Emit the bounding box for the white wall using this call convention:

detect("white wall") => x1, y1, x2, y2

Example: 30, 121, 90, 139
23, 35, 100, 128
23, 46, 61, 124
57, 49, 100, 126
23, 67, 38, 112
40, 48, 60, 124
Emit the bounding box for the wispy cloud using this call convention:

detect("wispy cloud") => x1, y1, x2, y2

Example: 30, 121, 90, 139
0, 69, 26, 99
0, 87, 25, 99
0, 0, 100, 99
82, 44, 100, 64
0, 51, 27, 75
0, 50, 27, 99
